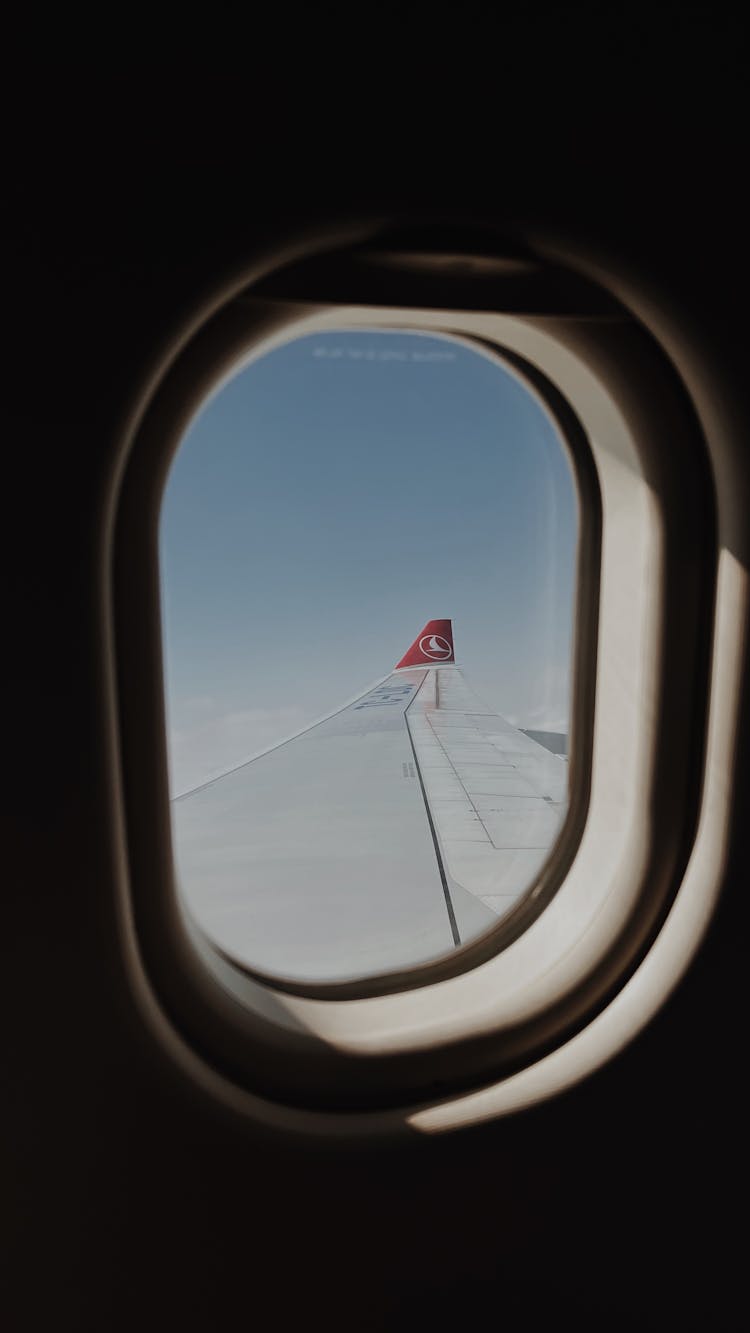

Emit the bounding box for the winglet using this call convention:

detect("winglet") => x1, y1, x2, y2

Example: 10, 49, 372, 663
395, 619, 455, 669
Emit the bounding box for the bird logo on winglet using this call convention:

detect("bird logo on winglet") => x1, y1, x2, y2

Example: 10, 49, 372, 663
418, 634, 453, 659
395, 619, 455, 669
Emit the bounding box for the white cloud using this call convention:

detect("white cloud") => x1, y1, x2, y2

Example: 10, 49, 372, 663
167, 700, 308, 797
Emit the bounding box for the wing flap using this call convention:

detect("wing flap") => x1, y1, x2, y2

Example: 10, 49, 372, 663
406, 667, 568, 918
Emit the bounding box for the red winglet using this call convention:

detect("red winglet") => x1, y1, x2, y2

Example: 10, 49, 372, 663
395, 619, 455, 669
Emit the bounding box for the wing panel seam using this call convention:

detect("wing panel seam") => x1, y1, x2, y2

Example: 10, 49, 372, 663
405, 676, 461, 947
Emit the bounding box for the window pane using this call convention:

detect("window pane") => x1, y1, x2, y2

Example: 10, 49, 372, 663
160, 329, 578, 983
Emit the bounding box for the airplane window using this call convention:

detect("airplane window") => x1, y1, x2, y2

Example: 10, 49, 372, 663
160, 328, 579, 985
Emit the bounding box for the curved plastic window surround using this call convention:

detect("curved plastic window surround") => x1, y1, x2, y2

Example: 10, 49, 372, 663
110, 230, 731, 1132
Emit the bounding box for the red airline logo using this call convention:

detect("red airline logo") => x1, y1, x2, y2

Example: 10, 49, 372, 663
419, 634, 452, 659
395, 619, 455, 669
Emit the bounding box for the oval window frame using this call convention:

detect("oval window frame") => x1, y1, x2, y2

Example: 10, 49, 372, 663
108, 225, 721, 1128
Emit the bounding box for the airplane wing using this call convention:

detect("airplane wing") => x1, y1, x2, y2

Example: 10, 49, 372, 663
172, 620, 568, 984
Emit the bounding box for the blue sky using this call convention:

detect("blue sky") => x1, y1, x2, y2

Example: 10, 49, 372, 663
160, 329, 578, 794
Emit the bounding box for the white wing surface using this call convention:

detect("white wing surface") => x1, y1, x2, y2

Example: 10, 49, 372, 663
172, 620, 568, 984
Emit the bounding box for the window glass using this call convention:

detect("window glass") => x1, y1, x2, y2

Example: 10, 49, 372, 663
160, 329, 578, 983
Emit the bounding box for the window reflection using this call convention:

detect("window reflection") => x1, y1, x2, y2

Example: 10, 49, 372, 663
160, 329, 577, 982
